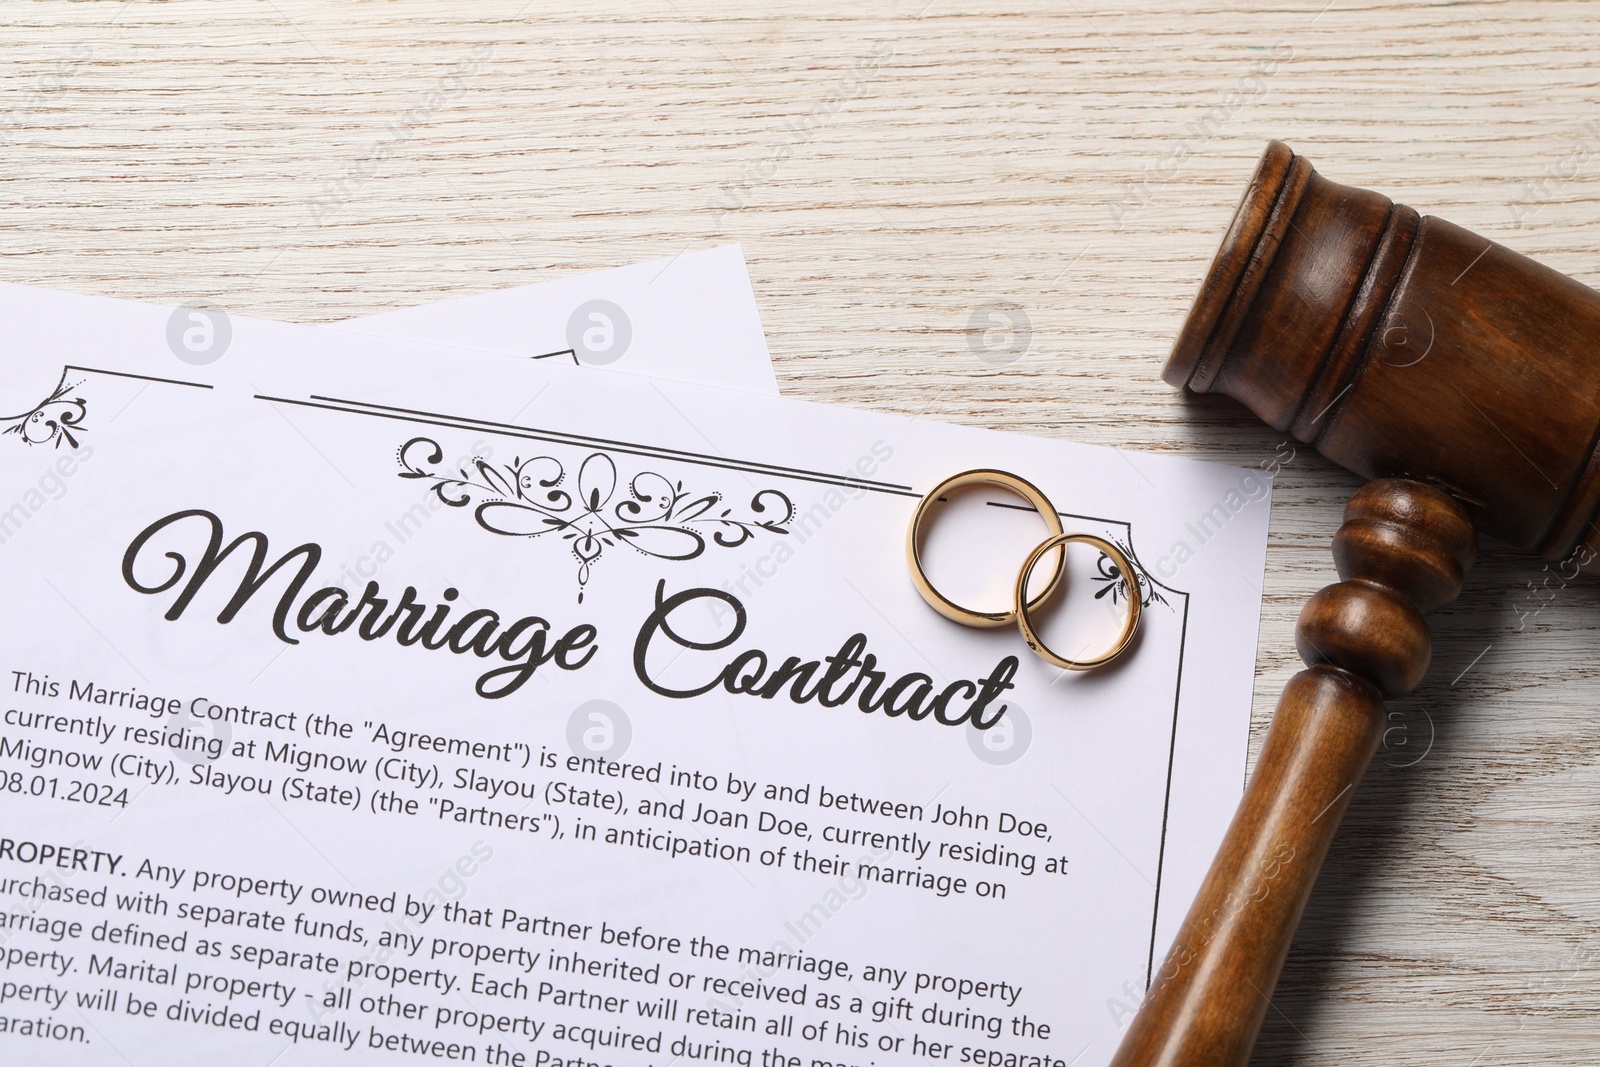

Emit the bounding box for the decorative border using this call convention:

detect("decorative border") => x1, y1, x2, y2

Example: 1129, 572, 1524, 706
957, 501, 1186, 984
2, 364, 215, 451
256, 389, 1194, 982
258, 392, 921, 498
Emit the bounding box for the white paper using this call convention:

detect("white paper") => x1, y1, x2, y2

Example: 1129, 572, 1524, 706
0, 287, 1269, 1067
328, 246, 779, 397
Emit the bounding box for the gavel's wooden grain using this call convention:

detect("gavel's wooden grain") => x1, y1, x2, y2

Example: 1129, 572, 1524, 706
1142, 136, 1600, 1062
1111, 481, 1477, 1066
2, 4, 1599, 1063
1169, 141, 1600, 565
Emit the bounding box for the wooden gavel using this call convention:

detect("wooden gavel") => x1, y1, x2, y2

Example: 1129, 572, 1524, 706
1110, 141, 1600, 1066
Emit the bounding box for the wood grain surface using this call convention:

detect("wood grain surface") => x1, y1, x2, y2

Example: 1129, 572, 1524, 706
3, 2, 1597, 1062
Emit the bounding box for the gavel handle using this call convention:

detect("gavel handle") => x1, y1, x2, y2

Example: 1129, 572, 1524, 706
1109, 667, 1379, 1066
1110, 479, 1477, 1067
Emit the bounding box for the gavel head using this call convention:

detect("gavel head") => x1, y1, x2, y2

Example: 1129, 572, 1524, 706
1167, 140, 1600, 568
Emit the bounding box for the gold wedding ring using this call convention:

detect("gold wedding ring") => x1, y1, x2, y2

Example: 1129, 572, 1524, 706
906, 469, 1065, 628
1015, 533, 1142, 670
907, 468, 1144, 671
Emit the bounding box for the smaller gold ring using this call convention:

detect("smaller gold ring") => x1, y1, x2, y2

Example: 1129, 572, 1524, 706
1014, 534, 1142, 670
906, 469, 1066, 628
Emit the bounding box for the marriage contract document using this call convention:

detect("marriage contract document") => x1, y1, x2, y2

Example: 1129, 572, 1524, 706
0, 287, 1270, 1067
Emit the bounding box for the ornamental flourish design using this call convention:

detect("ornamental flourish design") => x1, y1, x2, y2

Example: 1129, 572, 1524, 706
3, 370, 86, 449
398, 437, 794, 602
1090, 538, 1171, 610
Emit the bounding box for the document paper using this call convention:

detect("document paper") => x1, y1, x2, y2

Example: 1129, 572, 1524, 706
0, 287, 1269, 1067
331, 245, 779, 397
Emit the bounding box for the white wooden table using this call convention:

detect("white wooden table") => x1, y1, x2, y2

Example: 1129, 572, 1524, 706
4, 2, 1597, 1061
